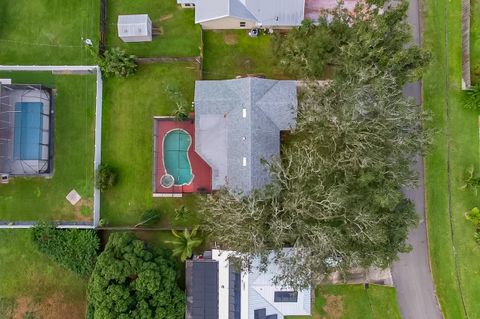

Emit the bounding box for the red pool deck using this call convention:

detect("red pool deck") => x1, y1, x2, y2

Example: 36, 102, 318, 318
153, 118, 212, 196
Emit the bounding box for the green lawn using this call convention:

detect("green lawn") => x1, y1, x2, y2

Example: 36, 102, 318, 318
0, 230, 88, 318
0, 72, 96, 222
106, 0, 201, 57
101, 63, 201, 226
202, 30, 287, 80
286, 284, 401, 319
423, 0, 480, 318
0, 0, 98, 65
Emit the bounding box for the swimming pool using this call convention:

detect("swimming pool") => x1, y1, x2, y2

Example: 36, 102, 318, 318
14, 102, 44, 160
162, 129, 194, 187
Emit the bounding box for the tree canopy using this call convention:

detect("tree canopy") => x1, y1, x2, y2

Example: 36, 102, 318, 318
87, 232, 185, 319
201, 71, 431, 289
272, 0, 430, 84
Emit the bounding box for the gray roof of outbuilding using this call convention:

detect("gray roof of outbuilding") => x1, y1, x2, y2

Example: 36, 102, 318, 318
194, 78, 297, 194
194, 0, 305, 26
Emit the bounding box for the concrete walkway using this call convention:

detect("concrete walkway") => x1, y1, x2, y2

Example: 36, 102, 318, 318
390, 1, 443, 318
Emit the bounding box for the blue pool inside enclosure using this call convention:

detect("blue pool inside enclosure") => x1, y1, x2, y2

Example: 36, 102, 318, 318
14, 102, 44, 160
163, 129, 194, 185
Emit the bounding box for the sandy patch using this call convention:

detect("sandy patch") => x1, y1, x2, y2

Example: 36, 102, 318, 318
159, 14, 173, 22
14, 294, 85, 319
321, 295, 344, 319
224, 33, 238, 45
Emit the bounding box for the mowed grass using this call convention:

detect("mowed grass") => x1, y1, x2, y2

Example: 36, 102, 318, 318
0, 73, 96, 222
286, 284, 401, 319
202, 30, 287, 80
423, 0, 480, 318
106, 0, 201, 57
0, 0, 98, 65
0, 230, 88, 318
101, 63, 201, 226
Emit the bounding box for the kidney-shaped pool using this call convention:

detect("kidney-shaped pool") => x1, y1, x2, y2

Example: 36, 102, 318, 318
161, 129, 194, 187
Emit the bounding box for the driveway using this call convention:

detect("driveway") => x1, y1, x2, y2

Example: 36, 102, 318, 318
390, 0, 443, 318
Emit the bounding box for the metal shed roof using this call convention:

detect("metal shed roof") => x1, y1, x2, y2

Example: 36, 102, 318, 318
117, 14, 151, 37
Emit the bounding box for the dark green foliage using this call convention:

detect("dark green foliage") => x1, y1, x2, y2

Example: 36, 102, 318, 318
165, 226, 203, 261
273, 1, 430, 84
31, 223, 100, 276
201, 72, 430, 289
463, 84, 480, 110
100, 47, 137, 78
95, 163, 117, 191
87, 232, 185, 319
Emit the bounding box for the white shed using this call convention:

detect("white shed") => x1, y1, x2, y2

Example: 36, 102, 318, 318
117, 14, 152, 42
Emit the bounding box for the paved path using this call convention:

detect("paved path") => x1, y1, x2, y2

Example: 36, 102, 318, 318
390, 1, 443, 318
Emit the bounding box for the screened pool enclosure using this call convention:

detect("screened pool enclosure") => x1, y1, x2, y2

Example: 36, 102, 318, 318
0, 83, 53, 176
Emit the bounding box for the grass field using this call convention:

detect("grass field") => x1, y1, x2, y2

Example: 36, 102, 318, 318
101, 63, 201, 226
0, 0, 98, 65
106, 0, 201, 57
286, 284, 401, 319
0, 230, 88, 318
202, 30, 287, 80
0, 72, 96, 222
423, 0, 480, 318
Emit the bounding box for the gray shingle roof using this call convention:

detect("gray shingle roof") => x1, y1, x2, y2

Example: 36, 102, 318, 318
194, 0, 305, 27
195, 78, 297, 194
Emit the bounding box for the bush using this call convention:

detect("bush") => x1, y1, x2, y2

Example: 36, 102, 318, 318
95, 163, 117, 191
99, 47, 137, 78
31, 223, 100, 276
463, 84, 480, 110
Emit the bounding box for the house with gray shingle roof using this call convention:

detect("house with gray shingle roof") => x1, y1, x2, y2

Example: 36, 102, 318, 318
194, 78, 297, 194
177, 0, 305, 29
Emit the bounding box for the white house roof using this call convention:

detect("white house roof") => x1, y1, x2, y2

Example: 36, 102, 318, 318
212, 249, 311, 319
117, 14, 151, 37
194, 0, 305, 27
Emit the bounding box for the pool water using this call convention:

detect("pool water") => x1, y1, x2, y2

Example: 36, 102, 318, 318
14, 102, 44, 160
163, 129, 194, 186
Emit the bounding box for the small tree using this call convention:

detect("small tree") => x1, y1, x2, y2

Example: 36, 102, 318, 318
174, 205, 190, 222
463, 85, 480, 110
95, 163, 117, 191
86, 43, 137, 78
165, 226, 203, 261
460, 166, 480, 195
465, 207, 480, 226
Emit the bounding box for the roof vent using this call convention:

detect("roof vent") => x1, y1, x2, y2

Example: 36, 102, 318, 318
242, 108, 247, 118
242, 157, 247, 167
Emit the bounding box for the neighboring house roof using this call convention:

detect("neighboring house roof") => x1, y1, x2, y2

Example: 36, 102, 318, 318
194, 0, 305, 27
185, 259, 219, 319
194, 78, 297, 194
187, 249, 311, 319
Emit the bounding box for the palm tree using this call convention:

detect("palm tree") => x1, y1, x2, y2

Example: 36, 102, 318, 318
165, 226, 203, 262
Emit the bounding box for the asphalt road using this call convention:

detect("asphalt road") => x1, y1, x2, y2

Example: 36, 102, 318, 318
390, 0, 443, 318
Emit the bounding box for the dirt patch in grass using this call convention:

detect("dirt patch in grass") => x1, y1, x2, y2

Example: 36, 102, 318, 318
61, 198, 93, 222
224, 33, 238, 45
321, 295, 344, 319
13, 294, 85, 319
159, 14, 173, 22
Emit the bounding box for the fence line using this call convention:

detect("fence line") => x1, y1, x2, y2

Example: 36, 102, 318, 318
0, 65, 103, 228
461, 0, 471, 90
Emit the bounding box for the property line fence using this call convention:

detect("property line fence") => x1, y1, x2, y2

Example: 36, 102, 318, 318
461, 0, 471, 90
0, 65, 103, 229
